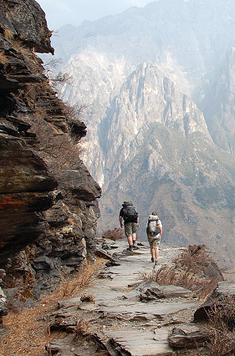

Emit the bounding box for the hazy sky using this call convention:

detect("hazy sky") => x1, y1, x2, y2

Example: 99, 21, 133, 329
37, 0, 155, 30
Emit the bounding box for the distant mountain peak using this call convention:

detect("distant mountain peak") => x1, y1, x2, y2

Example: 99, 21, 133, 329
52, 0, 235, 267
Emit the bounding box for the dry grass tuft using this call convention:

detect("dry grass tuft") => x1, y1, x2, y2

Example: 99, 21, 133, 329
102, 227, 125, 241
75, 318, 91, 338
58, 262, 101, 298
0, 258, 105, 355
28, 113, 83, 176
4, 29, 15, 41
10, 39, 42, 74
80, 294, 95, 303
147, 245, 222, 300
0, 51, 8, 65
205, 296, 235, 355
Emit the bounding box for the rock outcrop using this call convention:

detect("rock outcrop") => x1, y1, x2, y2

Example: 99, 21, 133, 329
0, 0, 101, 317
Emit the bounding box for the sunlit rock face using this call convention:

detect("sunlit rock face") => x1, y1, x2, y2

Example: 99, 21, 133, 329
0, 0, 101, 310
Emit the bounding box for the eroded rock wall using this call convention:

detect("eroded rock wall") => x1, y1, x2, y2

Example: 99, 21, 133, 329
0, 0, 101, 315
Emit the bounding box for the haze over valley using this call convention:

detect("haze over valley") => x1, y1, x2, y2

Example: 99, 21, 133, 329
48, 0, 235, 267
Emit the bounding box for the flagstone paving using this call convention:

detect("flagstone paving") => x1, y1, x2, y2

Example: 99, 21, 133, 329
49, 240, 203, 355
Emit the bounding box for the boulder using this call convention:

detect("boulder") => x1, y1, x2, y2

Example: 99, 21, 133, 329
137, 280, 195, 301
168, 325, 211, 349
194, 281, 235, 322
32, 256, 54, 271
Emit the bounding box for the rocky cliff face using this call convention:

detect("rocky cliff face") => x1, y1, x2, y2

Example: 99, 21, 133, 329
0, 0, 101, 317
101, 62, 212, 185
53, 0, 235, 183
202, 46, 235, 154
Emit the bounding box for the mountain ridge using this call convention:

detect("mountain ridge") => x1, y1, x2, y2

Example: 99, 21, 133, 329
49, 0, 235, 267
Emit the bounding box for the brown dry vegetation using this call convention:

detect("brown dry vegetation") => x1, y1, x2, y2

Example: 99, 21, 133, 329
145, 245, 235, 355
30, 114, 83, 174
0, 259, 105, 356
4, 33, 86, 179
205, 296, 235, 355
102, 227, 125, 241
10, 38, 43, 75
3, 29, 14, 41
147, 245, 222, 301
0, 51, 7, 65
143, 246, 235, 356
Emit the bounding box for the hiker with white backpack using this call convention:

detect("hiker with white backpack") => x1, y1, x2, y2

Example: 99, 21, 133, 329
146, 212, 162, 264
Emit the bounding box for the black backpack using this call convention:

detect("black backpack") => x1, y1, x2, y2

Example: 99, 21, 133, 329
122, 204, 138, 223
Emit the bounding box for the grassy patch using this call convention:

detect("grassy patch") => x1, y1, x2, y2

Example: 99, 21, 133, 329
0, 258, 105, 355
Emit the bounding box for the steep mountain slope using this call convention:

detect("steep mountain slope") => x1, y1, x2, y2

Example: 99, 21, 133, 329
97, 62, 235, 266
202, 47, 235, 154
52, 0, 235, 99
100, 62, 212, 185
49, 0, 235, 266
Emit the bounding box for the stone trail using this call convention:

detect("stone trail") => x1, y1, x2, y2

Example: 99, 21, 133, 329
49, 240, 203, 355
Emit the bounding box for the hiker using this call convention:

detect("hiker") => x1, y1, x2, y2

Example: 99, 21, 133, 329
119, 201, 139, 251
146, 212, 162, 264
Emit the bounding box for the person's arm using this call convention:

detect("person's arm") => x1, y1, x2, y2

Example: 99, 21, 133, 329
146, 221, 149, 234
159, 220, 163, 236
137, 215, 139, 228
119, 215, 123, 228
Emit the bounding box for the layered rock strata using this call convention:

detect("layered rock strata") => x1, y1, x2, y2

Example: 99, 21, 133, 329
0, 0, 101, 316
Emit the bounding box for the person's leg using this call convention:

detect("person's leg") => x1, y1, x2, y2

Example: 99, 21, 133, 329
132, 223, 138, 249
150, 246, 154, 262
154, 237, 161, 264
132, 232, 136, 244
154, 245, 159, 261
125, 223, 133, 249
133, 232, 139, 249
127, 234, 133, 249
148, 238, 155, 262
156, 236, 161, 262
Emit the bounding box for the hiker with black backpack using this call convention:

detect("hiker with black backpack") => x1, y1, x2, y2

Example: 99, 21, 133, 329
146, 212, 162, 264
119, 201, 139, 251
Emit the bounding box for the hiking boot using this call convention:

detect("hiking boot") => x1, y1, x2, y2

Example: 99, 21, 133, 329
151, 257, 154, 263
127, 246, 133, 251
155, 260, 158, 265
133, 245, 139, 250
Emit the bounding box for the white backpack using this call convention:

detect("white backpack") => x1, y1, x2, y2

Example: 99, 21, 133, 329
148, 215, 161, 235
